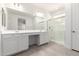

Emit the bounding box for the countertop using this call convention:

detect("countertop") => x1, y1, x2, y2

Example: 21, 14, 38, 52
1, 30, 47, 34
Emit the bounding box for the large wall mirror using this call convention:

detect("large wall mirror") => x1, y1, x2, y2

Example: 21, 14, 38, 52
2, 8, 34, 31
2, 8, 47, 31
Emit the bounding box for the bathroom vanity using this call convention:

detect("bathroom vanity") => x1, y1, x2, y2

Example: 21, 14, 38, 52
0, 8, 49, 56
0, 30, 48, 56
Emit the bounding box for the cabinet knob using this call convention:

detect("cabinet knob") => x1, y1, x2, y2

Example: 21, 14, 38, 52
72, 31, 75, 33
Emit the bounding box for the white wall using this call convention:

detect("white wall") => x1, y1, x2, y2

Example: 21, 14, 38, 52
21, 4, 35, 14
0, 6, 2, 55
65, 4, 72, 49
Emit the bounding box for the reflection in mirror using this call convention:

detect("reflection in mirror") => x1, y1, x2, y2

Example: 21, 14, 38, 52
18, 18, 26, 30
2, 8, 6, 27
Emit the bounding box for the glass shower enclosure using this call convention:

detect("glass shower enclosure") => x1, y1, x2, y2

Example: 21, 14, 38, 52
48, 14, 65, 45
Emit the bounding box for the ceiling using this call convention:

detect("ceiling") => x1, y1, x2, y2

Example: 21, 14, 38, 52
21, 3, 65, 13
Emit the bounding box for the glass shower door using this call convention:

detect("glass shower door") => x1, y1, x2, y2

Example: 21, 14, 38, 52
48, 17, 65, 45
54, 17, 65, 45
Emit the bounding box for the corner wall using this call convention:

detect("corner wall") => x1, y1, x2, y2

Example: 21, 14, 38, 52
65, 4, 72, 49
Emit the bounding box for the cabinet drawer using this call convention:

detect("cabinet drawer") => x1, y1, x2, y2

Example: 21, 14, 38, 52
2, 34, 15, 39
14, 33, 26, 37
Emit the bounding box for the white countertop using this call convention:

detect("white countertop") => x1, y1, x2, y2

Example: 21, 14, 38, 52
1, 30, 47, 34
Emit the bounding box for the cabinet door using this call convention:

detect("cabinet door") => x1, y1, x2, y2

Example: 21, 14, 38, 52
39, 32, 49, 45
17, 34, 28, 52
2, 36, 17, 56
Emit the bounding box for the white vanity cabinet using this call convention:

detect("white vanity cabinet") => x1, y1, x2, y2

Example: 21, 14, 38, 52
2, 33, 28, 56
16, 33, 28, 52
0, 31, 49, 56
2, 34, 18, 55
38, 32, 49, 45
